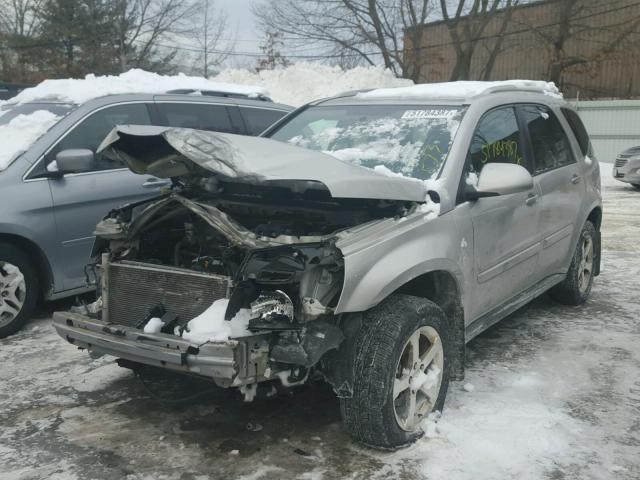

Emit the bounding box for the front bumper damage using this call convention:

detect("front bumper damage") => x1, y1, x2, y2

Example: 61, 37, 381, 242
52, 311, 269, 388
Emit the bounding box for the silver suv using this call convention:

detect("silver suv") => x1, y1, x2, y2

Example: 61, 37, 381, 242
53, 82, 602, 449
0, 93, 291, 337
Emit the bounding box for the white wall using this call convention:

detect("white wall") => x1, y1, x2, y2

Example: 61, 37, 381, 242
573, 100, 640, 162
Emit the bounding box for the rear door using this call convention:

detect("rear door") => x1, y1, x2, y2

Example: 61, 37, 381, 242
46, 103, 169, 290
518, 104, 585, 276
467, 106, 543, 318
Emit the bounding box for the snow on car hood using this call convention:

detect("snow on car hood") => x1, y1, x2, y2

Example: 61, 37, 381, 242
98, 125, 427, 202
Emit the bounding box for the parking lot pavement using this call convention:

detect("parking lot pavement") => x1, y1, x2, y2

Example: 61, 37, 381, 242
1, 164, 639, 480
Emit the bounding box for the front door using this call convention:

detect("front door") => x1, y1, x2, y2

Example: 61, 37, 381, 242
46, 103, 169, 291
467, 106, 543, 319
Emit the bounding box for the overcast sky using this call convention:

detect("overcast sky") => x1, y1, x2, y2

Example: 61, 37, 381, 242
220, 0, 262, 66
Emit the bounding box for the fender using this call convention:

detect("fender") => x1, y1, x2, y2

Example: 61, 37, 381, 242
0, 224, 57, 298
334, 212, 470, 315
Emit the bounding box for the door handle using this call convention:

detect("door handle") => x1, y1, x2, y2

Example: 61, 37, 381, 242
142, 178, 171, 188
570, 174, 581, 185
525, 193, 538, 206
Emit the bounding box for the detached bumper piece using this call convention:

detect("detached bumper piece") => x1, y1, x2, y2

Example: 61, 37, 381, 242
52, 311, 266, 386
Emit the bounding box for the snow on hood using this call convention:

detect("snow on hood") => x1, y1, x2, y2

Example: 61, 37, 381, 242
0, 110, 61, 171
357, 80, 561, 101
98, 125, 427, 202
7, 69, 269, 105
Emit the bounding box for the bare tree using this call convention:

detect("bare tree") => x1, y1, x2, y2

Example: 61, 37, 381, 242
520, 0, 640, 87
189, 0, 233, 78
439, 0, 517, 81
113, 0, 198, 73
0, 0, 42, 81
253, 0, 432, 82
255, 30, 290, 71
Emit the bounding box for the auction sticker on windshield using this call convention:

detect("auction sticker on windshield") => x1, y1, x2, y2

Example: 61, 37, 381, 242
401, 109, 457, 119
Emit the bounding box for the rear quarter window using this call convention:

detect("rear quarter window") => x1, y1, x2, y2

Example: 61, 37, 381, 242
241, 107, 287, 135
561, 107, 590, 157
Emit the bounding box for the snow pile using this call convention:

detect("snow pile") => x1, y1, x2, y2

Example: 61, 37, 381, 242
358, 80, 561, 101
181, 299, 252, 344
142, 317, 164, 334
8, 69, 268, 105
0, 110, 61, 170
213, 62, 413, 106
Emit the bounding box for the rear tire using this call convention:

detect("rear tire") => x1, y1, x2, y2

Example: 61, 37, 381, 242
0, 243, 39, 338
340, 294, 450, 449
550, 221, 596, 305
632, 183, 640, 190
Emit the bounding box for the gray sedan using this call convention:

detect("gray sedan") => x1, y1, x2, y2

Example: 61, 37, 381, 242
612, 146, 640, 189
0, 93, 292, 337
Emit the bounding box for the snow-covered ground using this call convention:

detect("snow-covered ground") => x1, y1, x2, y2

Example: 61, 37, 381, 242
1, 163, 638, 480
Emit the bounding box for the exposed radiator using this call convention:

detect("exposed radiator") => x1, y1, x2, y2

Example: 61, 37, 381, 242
104, 260, 232, 328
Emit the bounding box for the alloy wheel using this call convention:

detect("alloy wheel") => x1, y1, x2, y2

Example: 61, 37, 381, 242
0, 262, 27, 328
578, 235, 594, 294
392, 325, 444, 431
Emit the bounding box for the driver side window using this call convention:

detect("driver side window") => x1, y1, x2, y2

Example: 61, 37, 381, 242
468, 106, 528, 175
47, 103, 151, 172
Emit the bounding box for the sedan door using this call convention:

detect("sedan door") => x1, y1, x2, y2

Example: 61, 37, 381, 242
45, 103, 170, 291
466, 106, 543, 319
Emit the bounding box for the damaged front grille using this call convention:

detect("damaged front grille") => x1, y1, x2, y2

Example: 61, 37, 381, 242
104, 260, 231, 328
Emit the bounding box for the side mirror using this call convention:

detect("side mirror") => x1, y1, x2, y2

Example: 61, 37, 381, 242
49, 149, 95, 175
465, 163, 533, 201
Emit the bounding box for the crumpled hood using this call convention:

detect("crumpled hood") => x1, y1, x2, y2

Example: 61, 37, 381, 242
98, 125, 427, 202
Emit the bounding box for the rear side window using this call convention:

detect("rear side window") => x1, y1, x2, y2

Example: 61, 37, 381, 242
520, 105, 575, 173
241, 107, 287, 135
157, 103, 234, 133
468, 106, 528, 174
561, 107, 590, 157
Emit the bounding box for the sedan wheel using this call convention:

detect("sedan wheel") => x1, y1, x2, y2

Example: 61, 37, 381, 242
0, 262, 27, 329
393, 326, 444, 431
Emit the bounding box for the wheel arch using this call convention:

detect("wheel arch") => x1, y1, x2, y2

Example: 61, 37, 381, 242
587, 206, 602, 231
394, 269, 466, 380
0, 233, 53, 300
585, 206, 602, 276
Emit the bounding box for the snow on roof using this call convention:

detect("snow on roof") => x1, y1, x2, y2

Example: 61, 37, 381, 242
8, 69, 270, 106
356, 80, 562, 101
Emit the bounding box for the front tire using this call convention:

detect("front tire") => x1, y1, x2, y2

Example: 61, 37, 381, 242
550, 221, 597, 305
340, 294, 450, 449
632, 183, 640, 190
0, 243, 39, 338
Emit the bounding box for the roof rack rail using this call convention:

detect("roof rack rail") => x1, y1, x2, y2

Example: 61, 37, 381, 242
481, 85, 554, 96
165, 88, 272, 102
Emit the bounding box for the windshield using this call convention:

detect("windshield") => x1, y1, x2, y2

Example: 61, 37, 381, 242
0, 103, 74, 171
0, 102, 74, 125
268, 104, 465, 180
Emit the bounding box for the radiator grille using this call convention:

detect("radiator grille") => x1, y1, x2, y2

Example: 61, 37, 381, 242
105, 261, 231, 328
615, 157, 629, 168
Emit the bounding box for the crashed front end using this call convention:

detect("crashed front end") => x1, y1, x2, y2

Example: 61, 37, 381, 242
53, 126, 427, 398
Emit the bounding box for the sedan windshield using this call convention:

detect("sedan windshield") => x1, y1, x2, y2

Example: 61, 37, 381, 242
0, 102, 74, 126
268, 104, 465, 180
0, 103, 74, 171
